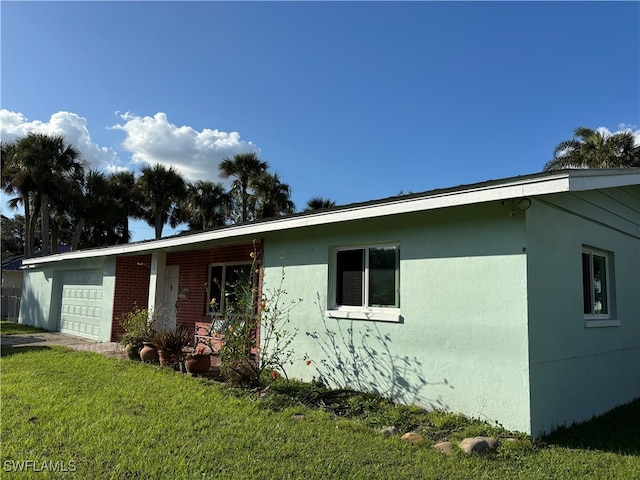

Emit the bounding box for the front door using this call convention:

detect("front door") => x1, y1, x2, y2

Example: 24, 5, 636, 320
159, 265, 179, 329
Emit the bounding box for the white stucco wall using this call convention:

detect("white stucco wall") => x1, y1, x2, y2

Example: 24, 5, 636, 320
19, 257, 116, 342
263, 201, 533, 433
19, 267, 55, 330
526, 187, 640, 436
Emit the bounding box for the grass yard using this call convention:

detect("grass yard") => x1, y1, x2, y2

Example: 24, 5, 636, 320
1, 344, 639, 479
0, 321, 47, 335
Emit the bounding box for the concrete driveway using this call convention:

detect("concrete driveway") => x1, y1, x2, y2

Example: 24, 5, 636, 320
1, 331, 127, 359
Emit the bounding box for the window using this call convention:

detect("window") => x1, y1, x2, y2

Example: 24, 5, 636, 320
208, 263, 253, 313
582, 247, 617, 326
329, 244, 400, 322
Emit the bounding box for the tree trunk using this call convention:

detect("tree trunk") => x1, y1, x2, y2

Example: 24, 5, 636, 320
29, 200, 40, 258
22, 193, 32, 259
154, 213, 163, 240
51, 220, 58, 254
40, 192, 51, 256
241, 179, 249, 223
241, 192, 248, 222
123, 216, 130, 243
71, 217, 86, 251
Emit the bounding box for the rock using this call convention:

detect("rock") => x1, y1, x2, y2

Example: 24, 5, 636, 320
458, 436, 499, 455
400, 432, 425, 444
290, 414, 305, 421
433, 441, 454, 454
484, 437, 500, 449
379, 426, 399, 436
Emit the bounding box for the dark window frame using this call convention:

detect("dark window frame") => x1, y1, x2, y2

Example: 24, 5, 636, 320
581, 247, 612, 321
207, 262, 254, 314
332, 244, 400, 310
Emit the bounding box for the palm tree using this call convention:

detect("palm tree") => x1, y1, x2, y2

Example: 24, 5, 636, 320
108, 171, 142, 243
3, 133, 84, 256
305, 197, 336, 211
137, 164, 187, 239
3, 139, 35, 258
252, 172, 295, 219
182, 180, 229, 230
219, 152, 268, 222
1, 141, 15, 194
48, 169, 82, 253
544, 127, 640, 171
63, 169, 109, 250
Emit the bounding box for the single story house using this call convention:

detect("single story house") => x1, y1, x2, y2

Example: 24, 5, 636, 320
18, 168, 640, 436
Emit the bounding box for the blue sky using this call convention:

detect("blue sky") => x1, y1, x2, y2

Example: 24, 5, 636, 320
2, 1, 638, 242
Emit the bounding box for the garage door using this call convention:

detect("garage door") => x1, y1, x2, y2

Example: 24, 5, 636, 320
59, 270, 104, 340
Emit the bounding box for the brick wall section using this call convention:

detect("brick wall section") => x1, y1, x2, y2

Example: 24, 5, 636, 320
110, 254, 152, 341
167, 241, 263, 333
109, 242, 262, 342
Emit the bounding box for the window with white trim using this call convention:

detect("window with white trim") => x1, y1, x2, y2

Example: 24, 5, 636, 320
581, 247, 613, 322
207, 263, 253, 313
329, 244, 400, 322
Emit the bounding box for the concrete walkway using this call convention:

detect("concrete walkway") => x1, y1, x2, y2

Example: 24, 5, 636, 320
1, 332, 127, 359
2, 331, 225, 379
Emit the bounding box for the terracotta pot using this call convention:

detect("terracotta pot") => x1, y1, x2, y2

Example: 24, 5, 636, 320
185, 354, 211, 374
158, 349, 182, 369
139, 342, 159, 363
125, 343, 142, 361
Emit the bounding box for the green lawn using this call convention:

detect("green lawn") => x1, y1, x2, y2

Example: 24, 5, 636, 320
0, 321, 47, 335
1, 345, 639, 479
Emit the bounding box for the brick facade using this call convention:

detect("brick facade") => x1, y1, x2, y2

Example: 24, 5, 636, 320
167, 241, 263, 331
110, 254, 152, 341
110, 242, 263, 342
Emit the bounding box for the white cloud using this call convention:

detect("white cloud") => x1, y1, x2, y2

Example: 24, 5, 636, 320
0, 109, 122, 172
111, 112, 260, 182
105, 164, 131, 175
599, 125, 640, 146
1, 109, 262, 185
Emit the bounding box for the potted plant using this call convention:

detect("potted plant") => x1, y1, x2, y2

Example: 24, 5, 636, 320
121, 333, 146, 360
117, 306, 156, 361
152, 326, 191, 369
139, 340, 160, 364
184, 344, 212, 375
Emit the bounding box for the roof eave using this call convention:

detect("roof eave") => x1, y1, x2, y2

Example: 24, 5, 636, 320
21, 168, 639, 267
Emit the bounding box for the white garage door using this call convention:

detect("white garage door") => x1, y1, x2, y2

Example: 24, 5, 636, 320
59, 270, 104, 340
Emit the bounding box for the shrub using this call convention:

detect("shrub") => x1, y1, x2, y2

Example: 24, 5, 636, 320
117, 305, 157, 350
151, 326, 191, 352
210, 241, 301, 386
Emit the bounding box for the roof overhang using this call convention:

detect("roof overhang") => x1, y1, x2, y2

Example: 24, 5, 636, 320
22, 168, 640, 268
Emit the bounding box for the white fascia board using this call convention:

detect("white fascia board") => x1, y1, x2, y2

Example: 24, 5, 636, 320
296, 175, 571, 222
23, 169, 638, 267
568, 170, 640, 191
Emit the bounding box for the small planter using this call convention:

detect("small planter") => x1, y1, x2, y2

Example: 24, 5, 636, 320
139, 342, 159, 363
125, 343, 142, 361
185, 354, 211, 374
158, 349, 182, 369
151, 326, 190, 370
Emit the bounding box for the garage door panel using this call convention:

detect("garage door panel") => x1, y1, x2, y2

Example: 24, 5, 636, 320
59, 271, 103, 341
